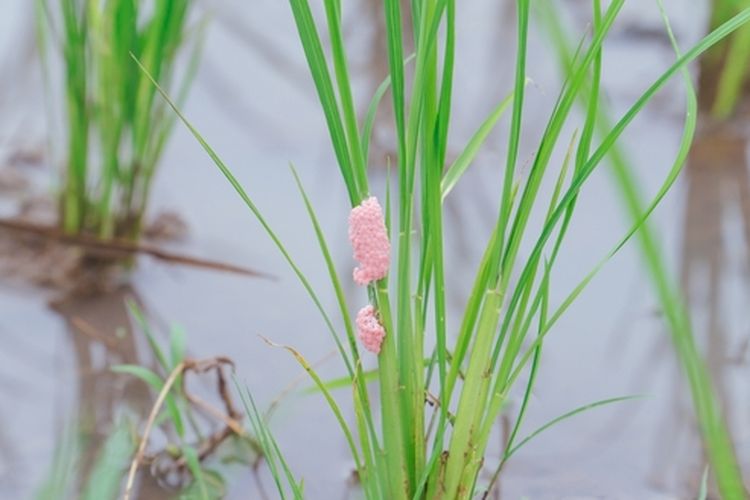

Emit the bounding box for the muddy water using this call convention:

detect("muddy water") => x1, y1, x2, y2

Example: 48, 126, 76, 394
1, 0, 749, 498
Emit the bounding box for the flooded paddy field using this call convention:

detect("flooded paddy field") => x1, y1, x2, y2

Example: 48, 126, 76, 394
0, 1, 749, 498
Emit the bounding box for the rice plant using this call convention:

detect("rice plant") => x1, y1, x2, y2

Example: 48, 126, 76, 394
35, 0, 203, 241
141, 1, 750, 498
705, 0, 750, 117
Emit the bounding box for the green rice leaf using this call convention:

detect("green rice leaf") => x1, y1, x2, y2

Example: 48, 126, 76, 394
81, 420, 135, 500
440, 89, 516, 200
505, 395, 644, 460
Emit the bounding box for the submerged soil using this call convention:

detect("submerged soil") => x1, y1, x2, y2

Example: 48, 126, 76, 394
1, 1, 749, 499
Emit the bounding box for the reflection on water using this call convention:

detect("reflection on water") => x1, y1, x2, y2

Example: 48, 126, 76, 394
2, 0, 750, 498
50, 287, 165, 498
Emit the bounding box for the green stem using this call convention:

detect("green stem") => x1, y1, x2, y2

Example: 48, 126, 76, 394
374, 284, 410, 500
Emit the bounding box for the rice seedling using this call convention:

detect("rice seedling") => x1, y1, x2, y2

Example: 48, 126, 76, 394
140, 1, 750, 498
34, 0, 203, 241
113, 301, 259, 500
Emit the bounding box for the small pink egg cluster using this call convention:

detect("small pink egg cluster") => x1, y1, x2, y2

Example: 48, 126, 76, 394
349, 196, 390, 354
348, 196, 390, 286
355, 305, 386, 354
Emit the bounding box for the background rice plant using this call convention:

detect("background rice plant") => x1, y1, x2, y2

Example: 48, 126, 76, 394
35, 0, 203, 241
143, 1, 750, 498
35, 301, 261, 500
705, 0, 750, 117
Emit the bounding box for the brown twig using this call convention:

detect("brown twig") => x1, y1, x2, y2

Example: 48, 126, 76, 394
185, 392, 245, 437
0, 217, 273, 279
122, 356, 258, 498
135, 357, 254, 488
180, 357, 249, 454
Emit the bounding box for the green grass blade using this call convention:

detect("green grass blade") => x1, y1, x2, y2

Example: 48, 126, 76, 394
288, 164, 359, 363
170, 325, 187, 368
503, 395, 643, 463
440, 89, 515, 200
81, 420, 135, 500
112, 364, 163, 390
288, 0, 360, 202
361, 54, 416, 164
126, 299, 169, 372
321, 0, 368, 194
134, 55, 355, 378
34, 420, 78, 500
496, 0, 531, 258
260, 337, 364, 475
234, 379, 304, 500
712, 0, 750, 118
